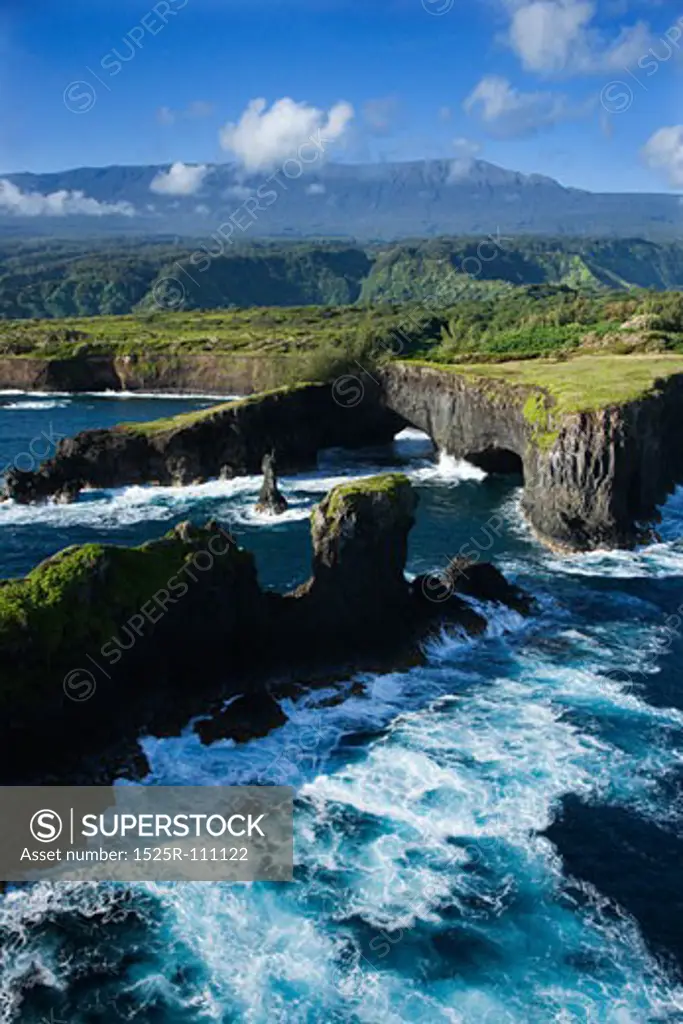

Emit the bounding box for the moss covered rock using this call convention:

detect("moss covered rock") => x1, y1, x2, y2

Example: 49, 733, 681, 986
0, 521, 264, 782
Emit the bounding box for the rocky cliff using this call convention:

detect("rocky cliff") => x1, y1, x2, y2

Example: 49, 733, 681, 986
0, 352, 293, 395
522, 377, 683, 549
0, 476, 526, 784
380, 361, 683, 551
3, 381, 405, 503
5, 352, 682, 551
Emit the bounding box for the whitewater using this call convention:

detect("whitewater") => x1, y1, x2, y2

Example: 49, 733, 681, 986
1, 392, 682, 1023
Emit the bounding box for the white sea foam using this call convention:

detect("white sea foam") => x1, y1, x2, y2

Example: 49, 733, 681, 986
133, 602, 683, 1022
409, 449, 487, 485
0, 389, 239, 401
2, 399, 72, 411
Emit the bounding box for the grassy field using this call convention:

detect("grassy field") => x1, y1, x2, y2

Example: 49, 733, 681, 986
406, 353, 683, 448
420, 354, 683, 414
122, 384, 315, 436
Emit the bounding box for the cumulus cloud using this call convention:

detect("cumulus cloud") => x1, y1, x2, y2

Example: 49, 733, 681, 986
150, 162, 209, 196
219, 97, 354, 172
642, 126, 683, 187
464, 75, 585, 137
0, 180, 135, 217
506, 0, 652, 75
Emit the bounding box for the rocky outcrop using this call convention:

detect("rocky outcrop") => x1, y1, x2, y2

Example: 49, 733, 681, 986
282, 474, 425, 655
0, 520, 266, 783
0, 475, 529, 783
381, 361, 683, 551
413, 557, 534, 617
381, 362, 527, 476
255, 453, 288, 515
3, 381, 405, 504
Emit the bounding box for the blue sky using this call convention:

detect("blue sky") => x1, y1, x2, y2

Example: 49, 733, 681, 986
2, 0, 682, 192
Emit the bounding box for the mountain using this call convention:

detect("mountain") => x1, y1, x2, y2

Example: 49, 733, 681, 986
0, 159, 681, 241
1, 236, 683, 321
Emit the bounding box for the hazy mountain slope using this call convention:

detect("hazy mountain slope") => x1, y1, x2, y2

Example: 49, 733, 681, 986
1, 159, 681, 240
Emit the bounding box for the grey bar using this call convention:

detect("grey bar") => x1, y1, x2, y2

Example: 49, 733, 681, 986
0, 786, 293, 882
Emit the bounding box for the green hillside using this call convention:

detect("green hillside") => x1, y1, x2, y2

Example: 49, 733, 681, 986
2, 237, 683, 322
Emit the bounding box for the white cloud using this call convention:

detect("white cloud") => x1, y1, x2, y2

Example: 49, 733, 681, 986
447, 138, 482, 181
464, 74, 584, 137
0, 180, 135, 217
219, 97, 354, 172
642, 126, 683, 187
306, 183, 326, 195
225, 184, 254, 200
453, 137, 481, 158
150, 162, 209, 196
506, 0, 652, 75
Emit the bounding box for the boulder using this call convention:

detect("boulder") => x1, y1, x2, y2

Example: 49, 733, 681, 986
194, 692, 288, 745
441, 557, 533, 615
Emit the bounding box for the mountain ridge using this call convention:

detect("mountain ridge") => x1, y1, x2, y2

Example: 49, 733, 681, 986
0, 158, 679, 240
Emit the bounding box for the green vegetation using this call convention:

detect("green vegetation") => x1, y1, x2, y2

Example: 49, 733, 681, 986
453, 354, 683, 414
323, 473, 413, 524
0, 525, 251, 694
409, 353, 683, 448
3, 236, 683, 446
522, 393, 557, 450
2, 286, 683, 371
0, 304, 420, 361
121, 383, 316, 436
2, 236, 683, 322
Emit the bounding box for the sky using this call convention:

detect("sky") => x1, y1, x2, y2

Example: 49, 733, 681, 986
1, 0, 682, 193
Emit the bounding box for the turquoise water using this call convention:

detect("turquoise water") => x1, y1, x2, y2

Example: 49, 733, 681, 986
1, 392, 683, 1022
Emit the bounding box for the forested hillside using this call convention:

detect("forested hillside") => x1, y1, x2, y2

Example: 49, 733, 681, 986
2, 236, 683, 321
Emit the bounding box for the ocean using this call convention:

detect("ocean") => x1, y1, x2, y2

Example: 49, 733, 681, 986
1, 391, 682, 1023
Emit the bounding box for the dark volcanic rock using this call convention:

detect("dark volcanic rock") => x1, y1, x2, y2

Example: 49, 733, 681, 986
255, 452, 288, 516
0, 476, 529, 784
282, 474, 419, 656
0, 520, 266, 783
2, 380, 405, 504
380, 361, 683, 552
194, 692, 288, 745
442, 557, 533, 615
411, 555, 533, 624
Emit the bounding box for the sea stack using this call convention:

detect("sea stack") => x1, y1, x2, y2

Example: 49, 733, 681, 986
255, 452, 288, 515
